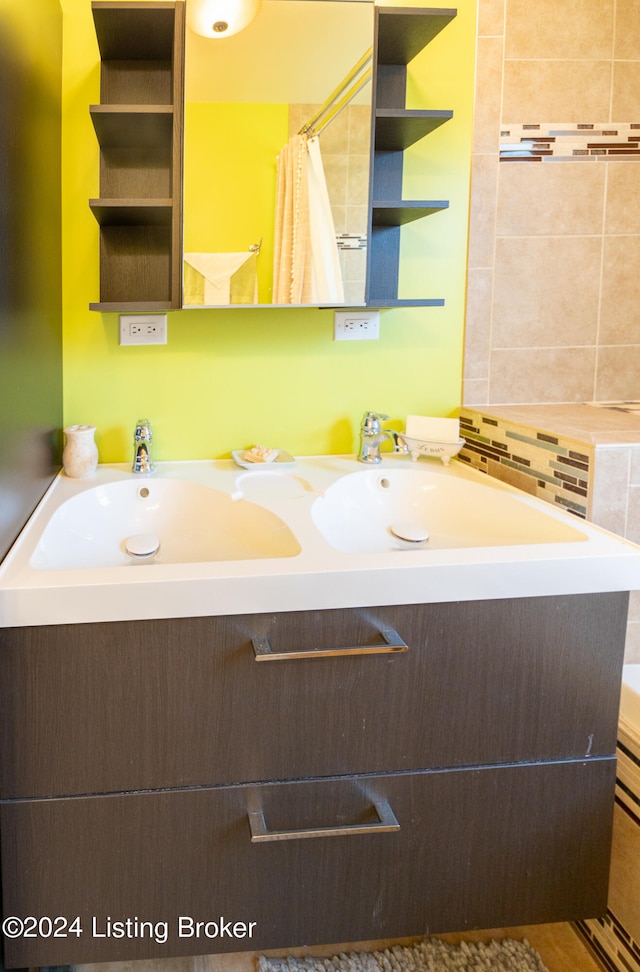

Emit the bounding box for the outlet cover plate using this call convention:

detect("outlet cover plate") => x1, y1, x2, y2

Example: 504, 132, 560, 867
119, 314, 168, 346
334, 311, 380, 341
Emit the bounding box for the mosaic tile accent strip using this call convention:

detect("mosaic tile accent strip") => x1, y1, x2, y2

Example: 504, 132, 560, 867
500, 123, 640, 162
336, 233, 367, 251
575, 723, 640, 972
459, 408, 592, 518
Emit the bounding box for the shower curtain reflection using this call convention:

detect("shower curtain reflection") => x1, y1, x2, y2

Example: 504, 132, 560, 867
272, 133, 344, 304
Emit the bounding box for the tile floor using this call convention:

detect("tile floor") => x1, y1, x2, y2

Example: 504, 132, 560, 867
75, 922, 603, 972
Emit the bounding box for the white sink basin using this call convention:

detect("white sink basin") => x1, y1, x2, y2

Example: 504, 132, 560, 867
3, 456, 639, 629
311, 466, 587, 553
30, 478, 301, 569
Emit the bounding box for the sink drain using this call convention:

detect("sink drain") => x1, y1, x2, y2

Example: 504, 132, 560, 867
390, 522, 429, 545
125, 533, 160, 559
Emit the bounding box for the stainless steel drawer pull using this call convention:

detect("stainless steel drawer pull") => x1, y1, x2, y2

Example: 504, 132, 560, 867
248, 801, 400, 842
252, 628, 408, 661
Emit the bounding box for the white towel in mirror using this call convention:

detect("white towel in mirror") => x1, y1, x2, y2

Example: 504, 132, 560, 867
184, 251, 259, 305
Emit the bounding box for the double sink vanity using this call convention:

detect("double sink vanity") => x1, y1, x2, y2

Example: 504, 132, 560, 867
1, 453, 640, 965
3, 0, 637, 962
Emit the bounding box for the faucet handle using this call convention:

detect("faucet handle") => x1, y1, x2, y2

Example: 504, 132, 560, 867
361, 411, 389, 433
135, 419, 153, 441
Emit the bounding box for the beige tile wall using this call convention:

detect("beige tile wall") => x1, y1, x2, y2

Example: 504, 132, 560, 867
591, 443, 640, 660
463, 0, 640, 406
459, 400, 640, 659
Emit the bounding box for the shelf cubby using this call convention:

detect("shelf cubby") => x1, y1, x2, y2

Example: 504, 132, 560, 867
89, 1, 184, 312
365, 6, 456, 308
373, 109, 453, 151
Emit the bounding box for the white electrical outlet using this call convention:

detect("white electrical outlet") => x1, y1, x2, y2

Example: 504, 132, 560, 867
119, 314, 168, 346
333, 311, 380, 341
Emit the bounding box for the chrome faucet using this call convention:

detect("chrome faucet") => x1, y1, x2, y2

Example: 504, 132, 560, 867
358, 411, 408, 464
132, 419, 155, 474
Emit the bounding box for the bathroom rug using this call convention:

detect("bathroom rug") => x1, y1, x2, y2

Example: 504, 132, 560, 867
258, 938, 549, 972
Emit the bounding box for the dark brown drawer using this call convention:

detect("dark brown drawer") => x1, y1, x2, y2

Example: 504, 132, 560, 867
0, 758, 616, 967
0, 592, 627, 798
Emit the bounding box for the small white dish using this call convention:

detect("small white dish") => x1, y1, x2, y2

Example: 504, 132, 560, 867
232, 450, 295, 470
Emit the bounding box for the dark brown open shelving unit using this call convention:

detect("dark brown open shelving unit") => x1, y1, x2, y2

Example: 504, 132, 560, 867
371, 200, 449, 226
366, 6, 456, 308
374, 108, 453, 151
89, 1, 184, 312
89, 105, 174, 146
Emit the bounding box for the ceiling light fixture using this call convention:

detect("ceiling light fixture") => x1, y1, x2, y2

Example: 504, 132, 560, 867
187, 0, 262, 39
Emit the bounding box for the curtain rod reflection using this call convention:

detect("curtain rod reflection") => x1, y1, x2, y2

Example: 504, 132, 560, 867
299, 46, 372, 136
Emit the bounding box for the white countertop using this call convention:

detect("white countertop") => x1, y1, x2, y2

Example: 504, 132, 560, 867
1, 454, 639, 628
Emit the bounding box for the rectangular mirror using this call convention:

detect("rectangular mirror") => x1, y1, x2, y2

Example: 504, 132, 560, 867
183, 0, 374, 308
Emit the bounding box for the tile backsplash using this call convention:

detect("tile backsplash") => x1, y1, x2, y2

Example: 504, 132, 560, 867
459, 402, 640, 661
459, 408, 591, 518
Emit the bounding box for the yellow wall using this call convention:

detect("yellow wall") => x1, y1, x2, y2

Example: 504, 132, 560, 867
0, 0, 63, 558
60, 0, 476, 462
184, 101, 288, 303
